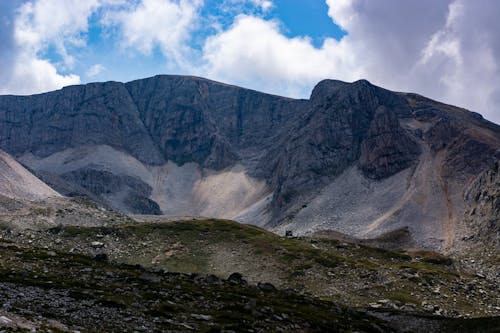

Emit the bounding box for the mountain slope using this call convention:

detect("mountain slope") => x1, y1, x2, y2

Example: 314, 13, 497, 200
0, 148, 133, 230
1, 75, 499, 251
0, 149, 60, 200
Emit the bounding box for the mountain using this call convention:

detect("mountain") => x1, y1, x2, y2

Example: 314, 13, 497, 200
1, 75, 499, 252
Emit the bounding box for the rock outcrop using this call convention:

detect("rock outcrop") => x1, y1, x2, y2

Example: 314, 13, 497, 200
453, 161, 500, 279
359, 106, 420, 179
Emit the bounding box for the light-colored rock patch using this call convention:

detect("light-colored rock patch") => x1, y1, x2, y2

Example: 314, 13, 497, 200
20, 145, 271, 223
0, 150, 60, 200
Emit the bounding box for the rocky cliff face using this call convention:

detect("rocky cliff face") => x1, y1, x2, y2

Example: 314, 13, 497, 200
0, 75, 499, 251
453, 161, 500, 279
359, 106, 420, 179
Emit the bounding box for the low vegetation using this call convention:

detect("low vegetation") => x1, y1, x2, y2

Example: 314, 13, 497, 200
1, 238, 499, 332
2, 219, 499, 320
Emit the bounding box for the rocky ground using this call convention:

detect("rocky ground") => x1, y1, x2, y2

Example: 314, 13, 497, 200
2, 219, 499, 322
451, 161, 500, 282
0, 195, 132, 230
1, 238, 499, 333
0, 240, 393, 332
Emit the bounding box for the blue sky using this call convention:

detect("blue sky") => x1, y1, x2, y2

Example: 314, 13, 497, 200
65, 0, 346, 84
0, 0, 499, 124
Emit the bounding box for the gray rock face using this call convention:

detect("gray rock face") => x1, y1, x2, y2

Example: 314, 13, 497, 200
0, 82, 164, 164
452, 161, 500, 280
462, 161, 500, 248
359, 106, 420, 179
60, 168, 160, 215
124, 76, 298, 169
0, 75, 499, 250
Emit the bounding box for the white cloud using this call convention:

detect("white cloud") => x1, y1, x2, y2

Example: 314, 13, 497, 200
200, 0, 500, 123
410, 0, 500, 122
0, 0, 106, 95
258, 0, 273, 12
1, 0, 204, 95
202, 15, 356, 97
325, 0, 500, 123
4, 54, 80, 95
15, 0, 101, 68
241, 0, 273, 12
200, 3, 452, 98
105, 0, 202, 67
219, 0, 274, 14
86, 63, 106, 77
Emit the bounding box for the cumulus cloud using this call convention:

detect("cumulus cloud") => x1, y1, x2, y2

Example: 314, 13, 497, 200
0, 1, 21, 93
231, 0, 273, 12
105, 0, 202, 68
0, 0, 204, 94
218, 0, 274, 15
5, 54, 80, 95
253, 0, 273, 12
0, 0, 104, 95
201, 0, 500, 123
15, 0, 101, 67
200, 2, 450, 98
410, 0, 500, 122
330, 0, 500, 123
202, 15, 354, 97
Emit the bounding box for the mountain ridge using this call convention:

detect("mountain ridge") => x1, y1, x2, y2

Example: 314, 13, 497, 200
1, 74, 499, 252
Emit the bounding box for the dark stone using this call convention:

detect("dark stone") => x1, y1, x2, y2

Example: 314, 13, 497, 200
205, 274, 222, 285
93, 253, 108, 261
228, 272, 247, 285
336, 243, 349, 249
257, 282, 276, 291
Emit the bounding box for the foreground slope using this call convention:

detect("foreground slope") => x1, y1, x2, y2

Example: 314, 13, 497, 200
2, 237, 499, 333
5, 219, 498, 319
1, 75, 499, 251
0, 240, 393, 332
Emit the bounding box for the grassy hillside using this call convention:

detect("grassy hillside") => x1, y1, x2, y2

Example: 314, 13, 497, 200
3, 219, 499, 319
1, 238, 500, 332
0, 240, 395, 332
